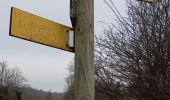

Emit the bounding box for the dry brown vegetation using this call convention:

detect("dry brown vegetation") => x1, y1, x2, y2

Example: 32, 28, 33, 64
65, 0, 170, 100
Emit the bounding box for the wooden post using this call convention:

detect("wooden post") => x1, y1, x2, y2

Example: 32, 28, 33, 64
73, 0, 95, 100
15, 90, 22, 100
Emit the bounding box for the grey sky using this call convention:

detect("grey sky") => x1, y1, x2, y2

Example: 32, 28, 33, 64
0, 0, 126, 92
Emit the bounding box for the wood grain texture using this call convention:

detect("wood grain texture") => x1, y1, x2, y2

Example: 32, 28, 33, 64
74, 0, 94, 100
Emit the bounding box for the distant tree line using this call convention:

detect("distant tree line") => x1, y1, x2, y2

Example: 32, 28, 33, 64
0, 61, 63, 100
64, 0, 170, 100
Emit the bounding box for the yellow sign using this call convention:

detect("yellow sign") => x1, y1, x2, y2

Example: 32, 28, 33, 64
9, 7, 74, 52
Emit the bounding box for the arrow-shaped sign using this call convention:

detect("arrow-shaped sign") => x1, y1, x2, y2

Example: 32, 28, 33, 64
9, 7, 74, 52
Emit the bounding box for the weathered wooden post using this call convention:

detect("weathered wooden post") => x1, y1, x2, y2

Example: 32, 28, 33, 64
72, 0, 95, 100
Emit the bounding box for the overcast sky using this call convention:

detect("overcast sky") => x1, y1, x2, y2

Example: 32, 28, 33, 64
0, 0, 126, 92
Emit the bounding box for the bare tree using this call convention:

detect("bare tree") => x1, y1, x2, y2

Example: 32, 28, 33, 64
95, 0, 170, 100
0, 61, 26, 99
0, 62, 26, 88
64, 62, 74, 100
64, 0, 170, 100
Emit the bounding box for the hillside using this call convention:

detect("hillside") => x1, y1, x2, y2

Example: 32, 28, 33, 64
20, 87, 64, 100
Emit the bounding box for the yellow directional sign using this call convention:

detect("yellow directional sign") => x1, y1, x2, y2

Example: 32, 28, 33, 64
9, 7, 74, 52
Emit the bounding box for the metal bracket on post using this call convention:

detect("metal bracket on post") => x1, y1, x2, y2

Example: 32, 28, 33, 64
70, 0, 77, 29
66, 30, 74, 48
